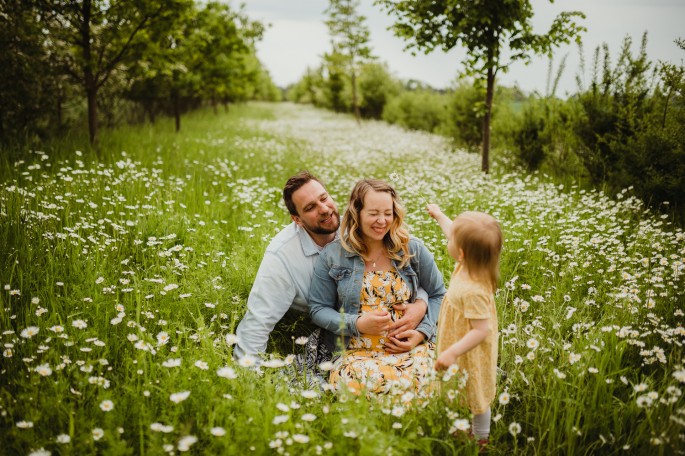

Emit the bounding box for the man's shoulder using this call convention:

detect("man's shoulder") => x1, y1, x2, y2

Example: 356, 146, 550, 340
265, 222, 301, 253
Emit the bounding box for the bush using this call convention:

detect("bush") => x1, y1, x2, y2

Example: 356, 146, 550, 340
381, 89, 447, 133
439, 80, 485, 152
572, 34, 685, 215
358, 62, 401, 119
513, 106, 548, 171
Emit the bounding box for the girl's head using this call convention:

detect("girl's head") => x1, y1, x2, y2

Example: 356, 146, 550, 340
341, 179, 411, 266
449, 211, 502, 292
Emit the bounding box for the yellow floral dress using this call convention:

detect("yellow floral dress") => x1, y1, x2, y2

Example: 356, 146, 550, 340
329, 270, 435, 397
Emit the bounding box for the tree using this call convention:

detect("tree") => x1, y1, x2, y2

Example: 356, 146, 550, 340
375, 0, 585, 173
325, 0, 374, 123
42, 0, 187, 146
358, 62, 401, 119
0, 0, 67, 141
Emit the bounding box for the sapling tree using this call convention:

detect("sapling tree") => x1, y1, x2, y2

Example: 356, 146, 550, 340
375, 0, 585, 173
325, 0, 374, 123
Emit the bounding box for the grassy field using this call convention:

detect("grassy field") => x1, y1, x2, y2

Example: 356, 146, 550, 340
1, 102, 684, 455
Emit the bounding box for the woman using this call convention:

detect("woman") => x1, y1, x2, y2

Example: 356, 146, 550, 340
308, 179, 445, 397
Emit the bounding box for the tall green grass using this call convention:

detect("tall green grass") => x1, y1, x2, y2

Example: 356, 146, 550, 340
1, 103, 683, 455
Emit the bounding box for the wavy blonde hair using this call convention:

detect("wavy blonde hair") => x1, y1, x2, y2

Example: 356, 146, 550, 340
340, 179, 411, 267
452, 211, 503, 293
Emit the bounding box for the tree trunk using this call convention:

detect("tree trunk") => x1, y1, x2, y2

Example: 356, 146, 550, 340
174, 95, 181, 132
351, 69, 361, 125
481, 64, 496, 174
82, 0, 98, 146
86, 80, 98, 146
147, 102, 156, 124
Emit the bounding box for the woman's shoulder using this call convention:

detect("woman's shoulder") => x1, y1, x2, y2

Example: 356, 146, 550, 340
408, 235, 428, 250
320, 239, 343, 257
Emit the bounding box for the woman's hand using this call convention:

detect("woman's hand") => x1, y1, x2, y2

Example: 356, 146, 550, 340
384, 329, 425, 354
356, 309, 392, 335
388, 300, 427, 337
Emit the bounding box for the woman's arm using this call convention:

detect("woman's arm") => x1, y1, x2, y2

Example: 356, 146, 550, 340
412, 238, 447, 340
308, 252, 361, 337
435, 318, 490, 371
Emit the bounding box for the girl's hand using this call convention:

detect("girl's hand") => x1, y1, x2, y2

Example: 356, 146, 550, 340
425, 203, 443, 220
356, 309, 392, 335
435, 350, 458, 371
384, 329, 424, 353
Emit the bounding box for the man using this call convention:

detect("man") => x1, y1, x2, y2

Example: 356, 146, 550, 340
234, 171, 430, 359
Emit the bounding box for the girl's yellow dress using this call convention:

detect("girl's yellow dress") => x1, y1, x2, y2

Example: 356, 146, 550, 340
436, 266, 498, 414
330, 270, 435, 397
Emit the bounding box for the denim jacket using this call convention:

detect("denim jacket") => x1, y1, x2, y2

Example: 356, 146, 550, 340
308, 236, 446, 354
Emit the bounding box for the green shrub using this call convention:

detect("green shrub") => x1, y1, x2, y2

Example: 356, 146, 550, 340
358, 62, 401, 119
382, 89, 447, 132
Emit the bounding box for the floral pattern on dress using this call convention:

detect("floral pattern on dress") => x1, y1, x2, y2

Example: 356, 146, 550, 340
330, 270, 435, 398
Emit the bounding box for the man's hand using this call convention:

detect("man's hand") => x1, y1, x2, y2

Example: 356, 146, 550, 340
388, 300, 427, 337
384, 329, 425, 354
356, 309, 392, 335
435, 349, 459, 371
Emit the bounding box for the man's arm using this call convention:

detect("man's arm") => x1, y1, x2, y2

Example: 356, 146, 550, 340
234, 253, 296, 359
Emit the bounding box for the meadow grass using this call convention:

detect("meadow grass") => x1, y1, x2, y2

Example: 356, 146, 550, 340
1, 102, 684, 455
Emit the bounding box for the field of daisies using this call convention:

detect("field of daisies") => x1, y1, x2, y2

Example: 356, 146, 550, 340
1, 102, 684, 455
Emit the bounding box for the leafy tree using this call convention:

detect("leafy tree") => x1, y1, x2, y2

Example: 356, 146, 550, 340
441, 80, 486, 152
42, 0, 187, 146
325, 0, 374, 123
375, 0, 585, 173
287, 66, 327, 105
0, 0, 68, 141
358, 62, 401, 119
193, 2, 265, 111
323, 50, 349, 112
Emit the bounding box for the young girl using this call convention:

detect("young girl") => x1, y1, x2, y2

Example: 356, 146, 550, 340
426, 205, 503, 446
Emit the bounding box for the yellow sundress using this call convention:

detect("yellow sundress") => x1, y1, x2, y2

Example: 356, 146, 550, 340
329, 270, 435, 397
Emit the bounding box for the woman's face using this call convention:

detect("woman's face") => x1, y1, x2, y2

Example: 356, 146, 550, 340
360, 190, 394, 244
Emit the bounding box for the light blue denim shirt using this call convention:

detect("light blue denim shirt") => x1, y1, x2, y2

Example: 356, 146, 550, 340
235, 222, 327, 358
308, 236, 446, 354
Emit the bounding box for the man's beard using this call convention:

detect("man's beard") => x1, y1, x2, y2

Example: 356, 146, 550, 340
302, 212, 340, 235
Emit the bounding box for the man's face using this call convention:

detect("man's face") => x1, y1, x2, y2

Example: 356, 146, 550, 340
290, 180, 340, 235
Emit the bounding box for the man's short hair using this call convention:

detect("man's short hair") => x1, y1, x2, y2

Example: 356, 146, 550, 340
283, 171, 324, 216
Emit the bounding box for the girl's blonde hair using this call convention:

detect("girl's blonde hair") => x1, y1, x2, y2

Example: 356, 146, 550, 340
452, 211, 503, 292
340, 179, 412, 268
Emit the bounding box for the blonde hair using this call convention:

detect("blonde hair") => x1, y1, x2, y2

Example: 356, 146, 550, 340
452, 211, 503, 292
340, 179, 412, 267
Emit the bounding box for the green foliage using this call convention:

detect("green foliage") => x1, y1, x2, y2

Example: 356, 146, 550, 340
382, 90, 447, 133
0, 1, 74, 142
440, 80, 485, 152
358, 62, 401, 119
572, 34, 685, 214
512, 106, 548, 171
325, 0, 374, 121
286, 67, 328, 106
2, 0, 276, 147
375, 0, 586, 172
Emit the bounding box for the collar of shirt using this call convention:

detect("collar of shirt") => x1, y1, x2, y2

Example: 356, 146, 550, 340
296, 224, 339, 256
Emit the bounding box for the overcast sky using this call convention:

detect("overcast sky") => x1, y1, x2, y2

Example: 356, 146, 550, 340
239, 0, 684, 97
